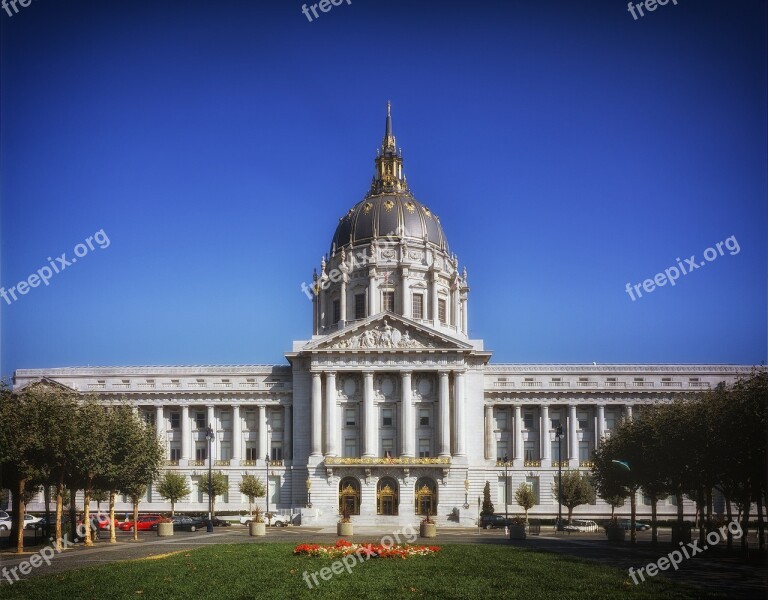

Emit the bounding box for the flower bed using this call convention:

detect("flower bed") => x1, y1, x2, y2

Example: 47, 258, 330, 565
293, 539, 440, 559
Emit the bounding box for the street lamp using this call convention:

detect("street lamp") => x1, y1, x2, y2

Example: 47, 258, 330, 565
205, 425, 214, 533
265, 454, 271, 519
495, 430, 508, 521
306, 477, 312, 508
555, 425, 563, 532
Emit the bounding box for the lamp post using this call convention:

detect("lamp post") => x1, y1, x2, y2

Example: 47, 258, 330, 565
205, 425, 214, 533
503, 455, 509, 522
306, 477, 312, 508
265, 454, 270, 520
555, 425, 563, 532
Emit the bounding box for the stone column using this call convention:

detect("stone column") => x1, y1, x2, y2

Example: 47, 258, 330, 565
325, 371, 338, 457
400, 371, 413, 457
284, 405, 292, 461
181, 405, 191, 462
368, 267, 378, 316
568, 404, 578, 465
541, 405, 551, 465
311, 372, 322, 457
461, 295, 468, 334
430, 270, 439, 327
596, 404, 605, 448
155, 405, 164, 439
232, 405, 242, 462
624, 404, 633, 421
454, 371, 466, 456
513, 405, 523, 467
319, 288, 327, 331
363, 372, 376, 457
438, 370, 450, 457
484, 404, 494, 460
452, 287, 460, 328
258, 405, 268, 461
401, 267, 410, 319
340, 277, 347, 326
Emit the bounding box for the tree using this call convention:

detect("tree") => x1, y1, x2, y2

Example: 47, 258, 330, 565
480, 481, 494, 516
514, 483, 536, 522
239, 474, 266, 516
199, 471, 229, 517
552, 470, 595, 524
157, 472, 190, 516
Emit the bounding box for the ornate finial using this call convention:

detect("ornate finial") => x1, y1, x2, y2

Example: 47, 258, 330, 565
462, 266, 467, 281
313, 268, 318, 282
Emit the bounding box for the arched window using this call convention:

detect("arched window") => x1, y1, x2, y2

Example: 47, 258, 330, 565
414, 477, 437, 516
376, 477, 399, 516
338, 477, 361, 516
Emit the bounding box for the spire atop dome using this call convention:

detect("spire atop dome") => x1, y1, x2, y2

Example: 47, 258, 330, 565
372, 102, 407, 194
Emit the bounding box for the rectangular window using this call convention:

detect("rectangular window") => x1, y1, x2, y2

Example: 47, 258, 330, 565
418, 438, 431, 458
220, 441, 232, 461
143, 411, 155, 427
170, 444, 181, 462
245, 443, 258, 461
524, 441, 537, 462
578, 418, 588, 430
579, 441, 591, 463
345, 408, 356, 427
551, 441, 562, 462
354, 294, 366, 320
383, 291, 395, 312
437, 298, 447, 324
271, 411, 282, 431
551, 418, 561, 431
523, 413, 534, 429
382, 408, 393, 427
497, 441, 509, 462
382, 438, 394, 458
220, 411, 232, 431
195, 412, 206, 430
333, 299, 341, 323
195, 443, 207, 462
605, 415, 616, 430
170, 412, 180, 430
245, 411, 257, 431
271, 443, 282, 461
344, 438, 357, 458
419, 408, 430, 427
412, 293, 424, 320
496, 411, 508, 431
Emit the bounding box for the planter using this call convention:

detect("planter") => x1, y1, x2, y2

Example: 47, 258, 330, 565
249, 522, 266, 536
605, 526, 626, 542
157, 522, 174, 537
509, 525, 527, 540
420, 522, 437, 538
337, 522, 353, 537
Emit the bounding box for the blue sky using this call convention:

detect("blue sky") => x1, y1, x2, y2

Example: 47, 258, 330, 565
1, 0, 766, 377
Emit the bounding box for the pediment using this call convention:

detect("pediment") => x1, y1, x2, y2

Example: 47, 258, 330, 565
305, 313, 472, 351
12, 377, 78, 395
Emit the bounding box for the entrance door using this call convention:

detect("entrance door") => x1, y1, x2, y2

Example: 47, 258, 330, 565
376, 478, 399, 516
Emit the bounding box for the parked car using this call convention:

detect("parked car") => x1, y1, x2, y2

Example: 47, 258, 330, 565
77, 514, 119, 531
265, 513, 292, 527
170, 516, 202, 532
22, 514, 43, 529
118, 515, 162, 531
479, 514, 510, 529
200, 516, 232, 528
563, 519, 599, 533
0, 520, 9, 532
0, 510, 9, 521
617, 519, 650, 531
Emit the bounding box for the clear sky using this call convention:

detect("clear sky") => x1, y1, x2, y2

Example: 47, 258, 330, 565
1, 0, 766, 378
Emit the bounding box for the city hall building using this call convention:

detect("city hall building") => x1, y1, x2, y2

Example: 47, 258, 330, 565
13, 106, 752, 526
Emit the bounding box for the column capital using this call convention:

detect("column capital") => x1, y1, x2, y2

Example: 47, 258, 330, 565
400, 370, 413, 376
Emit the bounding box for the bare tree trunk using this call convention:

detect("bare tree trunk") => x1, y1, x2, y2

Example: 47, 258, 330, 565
14, 478, 26, 553
83, 485, 93, 547
741, 479, 751, 558
756, 491, 764, 552
651, 498, 658, 546
630, 488, 637, 545
68, 485, 78, 538
132, 499, 139, 542
725, 494, 734, 549
55, 475, 64, 550
109, 491, 117, 543
706, 487, 713, 533
676, 485, 684, 526
698, 487, 706, 546
43, 485, 51, 526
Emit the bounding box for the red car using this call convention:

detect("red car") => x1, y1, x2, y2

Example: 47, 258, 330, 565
75, 514, 120, 531
118, 515, 162, 531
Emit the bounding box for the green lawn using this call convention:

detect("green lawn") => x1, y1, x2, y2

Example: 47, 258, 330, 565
2, 543, 719, 599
